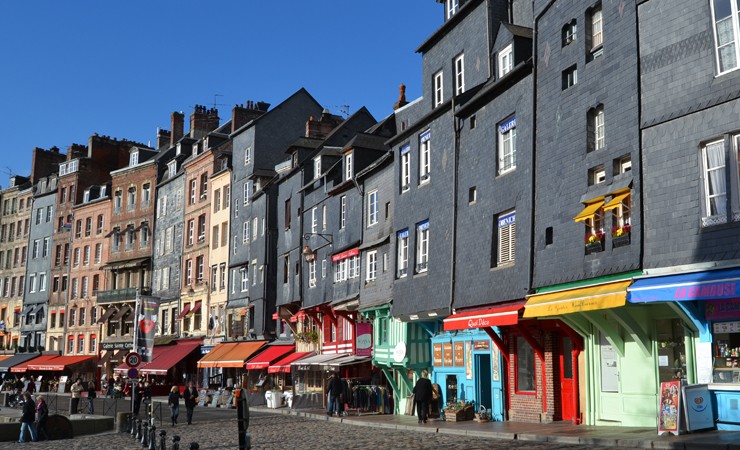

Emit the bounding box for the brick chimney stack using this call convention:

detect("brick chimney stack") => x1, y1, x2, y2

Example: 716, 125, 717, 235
393, 84, 408, 110
305, 109, 343, 139
171, 112, 184, 146
231, 100, 270, 134
157, 128, 172, 149
190, 105, 220, 139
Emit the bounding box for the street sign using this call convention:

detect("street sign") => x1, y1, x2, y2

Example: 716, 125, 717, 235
125, 352, 142, 367
127, 368, 139, 379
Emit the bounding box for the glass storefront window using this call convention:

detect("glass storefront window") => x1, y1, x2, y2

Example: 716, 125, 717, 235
712, 321, 740, 383
516, 337, 535, 392
656, 319, 687, 383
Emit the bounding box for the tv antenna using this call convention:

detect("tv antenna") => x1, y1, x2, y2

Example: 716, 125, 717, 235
331, 105, 350, 118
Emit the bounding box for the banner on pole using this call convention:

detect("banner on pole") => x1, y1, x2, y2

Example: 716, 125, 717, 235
135, 296, 159, 362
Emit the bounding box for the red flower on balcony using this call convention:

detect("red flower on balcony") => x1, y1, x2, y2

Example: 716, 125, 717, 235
611, 224, 632, 238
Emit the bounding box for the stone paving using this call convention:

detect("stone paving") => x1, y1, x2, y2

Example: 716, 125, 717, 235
15, 411, 624, 450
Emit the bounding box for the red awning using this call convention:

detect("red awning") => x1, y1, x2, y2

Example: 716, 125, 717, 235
11, 354, 59, 373
189, 302, 202, 315
443, 302, 524, 331
139, 340, 202, 375
28, 355, 95, 371
245, 345, 294, 370
177, 304, 191, 319
267, 351, 313, 373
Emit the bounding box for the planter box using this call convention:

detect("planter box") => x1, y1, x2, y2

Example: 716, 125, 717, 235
585, 241, 604, 255
612, 233, 631, 248
444, 408, 469, 422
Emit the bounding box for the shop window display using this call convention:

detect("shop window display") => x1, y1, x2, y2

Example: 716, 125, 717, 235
713, 321, 740, 383
656, 319, 686, 383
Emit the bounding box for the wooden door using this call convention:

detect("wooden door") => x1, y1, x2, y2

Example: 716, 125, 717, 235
559, 336, 576, 421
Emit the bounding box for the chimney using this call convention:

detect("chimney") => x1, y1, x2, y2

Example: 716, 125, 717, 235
305, 109, 343, 139
393, 84, 408, 110
171, 112, 184, 146
157, 128, 172, 149
190, 105, 219, 139
231, 100, 269, 133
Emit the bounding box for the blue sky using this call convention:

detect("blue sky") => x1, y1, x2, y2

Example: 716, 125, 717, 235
0, 1, 441, 186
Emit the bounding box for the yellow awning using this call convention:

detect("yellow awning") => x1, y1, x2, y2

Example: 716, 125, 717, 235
523, 280, 631, 318
574, 200, 605, 223
603, 192, 630, 212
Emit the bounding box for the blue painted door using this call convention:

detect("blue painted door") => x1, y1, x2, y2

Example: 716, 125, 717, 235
475, 353, 492, 412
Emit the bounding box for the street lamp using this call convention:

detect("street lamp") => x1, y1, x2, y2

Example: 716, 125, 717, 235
301, 233, 332, 263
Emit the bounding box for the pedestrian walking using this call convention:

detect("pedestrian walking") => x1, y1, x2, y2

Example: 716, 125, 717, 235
69, 378, 83, 414
168, 385, 181, 426
326, 371, 342, 416
412, 370, 433, 424
18, 392, 37, 443
35, 394, 49, 441
183, 381, 198, 425
106, 376, 114, 398
87, 381, 96, 414
133, 381, 144, 416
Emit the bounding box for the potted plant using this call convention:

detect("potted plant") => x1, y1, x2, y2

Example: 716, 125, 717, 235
584, 231, 605, 254
612, 224, 631, 248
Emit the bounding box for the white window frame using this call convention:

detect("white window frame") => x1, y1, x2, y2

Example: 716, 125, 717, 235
397, 229, 409, 278
446, 0, 459, 19
498, 117, 517, 175
454, 53, 465, 95
591, 7, 603, 50
340, 196, 347, 229
243, 221, 250, 244
240, 268, 248, 292
594, 107, 605, 150
433, 70, 444, 107
366, 250, 377, 282
243, 182, 250, 206
367, 190, 378, 227
400, 145, 411, 192
244, 146, 252, 165
416, 221, 429, 273
498, 44, 513, 78
311, 207, 318, 233
702, 140, 728, 224
419, 131, 431, 183
712, 0, 740, 74
497, 211, 516, 266
130, 150, 139, 166
345, 152, 353, 180
308, 260, 317, 287
314, 157, 321, 180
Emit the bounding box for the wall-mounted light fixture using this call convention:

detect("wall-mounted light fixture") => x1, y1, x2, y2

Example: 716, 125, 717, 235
302, 233, 333, 262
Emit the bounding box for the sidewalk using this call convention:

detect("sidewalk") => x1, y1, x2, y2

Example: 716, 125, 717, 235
251, 406, 740, 450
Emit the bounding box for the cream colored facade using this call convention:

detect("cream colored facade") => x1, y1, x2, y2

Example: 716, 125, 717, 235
206, 168, 230, 345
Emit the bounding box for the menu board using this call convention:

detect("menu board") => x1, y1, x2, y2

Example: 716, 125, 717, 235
658, 381, 681, 436
453, 342, 464, 367
433, 344, 443, 366
443, 343, 453, 366
714, 321, 740, 333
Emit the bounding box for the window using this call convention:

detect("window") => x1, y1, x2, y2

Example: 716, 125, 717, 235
211, 265, 218, 291
95, 244, 102, 263
454, 53, 465, 95
42, 237, 49, 258
93, 274, 99, 292
562, 19, 577, 46
345, 152, 353, 180
39, 273, 47, 292
340, 196, 346, 229
158, 195, 168, 217
308, 260, 317, 287
416, 221, 429, 273
240, 268, 248, 291
712, 0, 740, 73
446, 0, 459, 19
127, 187, 136, 211
590, 106, 606, 151
34, 208, 42, 225
90, 335, 97, 353
433, 71, 444, 107
187, 219, 195, 246
244, 146, 252, 165
252, 217, 258, 240
73, 247, 80, 266
498, 117, 517, 174
419, 131, 431, 183
212, 225, 220, 249
400, 144, 411, 192
219, 263, 226, 290
75, 220, 82, 238
224, 185, 230, 210
589, 166, 606, 185
185, 259, 193, 286
283, 256, 290, 284
397, 229, 409, 278
243, 182, 250, 206
322, 205, 327, 231
221, 222, 228, 247
168, 161, 177, 179
97, 215, 104, 234
702, 140, 728, 225
142, 183, 151, 208
162, 267, 170, 290
130, 150, 139, 166
71, 277, 78, 299
67, 337, 74, 353
165, 227, 173, 254
198, 215, 206, 242
469, 187, 477, 204
516, 337, 535, 392
78, 336, 85, 353
200, 173, 208, 199
498, 44, 513, 77
284, 198, 292, 230
214, 188, 221, 213
367, 190, 378, 226
590, 5, 603, 54
189, 179, 197, 204
562, 65, 578, 89
114, 190, 122, 213
313, 157, 321, 180
366, 251, 377, 283
196, 255, 204, 282
81, 276, 89, 299
496, 211, 516, 266
606, 191, 631, 238
311, 207, 318, 233
616, 155, 632, 174
83, 245, 90, 265
84, 217, 92, 236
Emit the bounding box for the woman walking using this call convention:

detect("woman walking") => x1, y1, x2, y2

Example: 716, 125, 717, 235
18, 392, 37, 443
168, 386, 181, 426
35, 395, 49, 441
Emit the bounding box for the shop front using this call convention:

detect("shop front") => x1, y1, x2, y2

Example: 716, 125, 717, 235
525, 273, 667, 427
628, 267, 740, 429
114, 339, 202, 394
196, 340, 266, 396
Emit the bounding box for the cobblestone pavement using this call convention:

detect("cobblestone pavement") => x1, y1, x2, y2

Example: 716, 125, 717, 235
15, 411, 628, 450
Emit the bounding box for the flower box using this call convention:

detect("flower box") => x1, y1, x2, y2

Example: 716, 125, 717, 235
585, 241, 604, 255
612, 233, 631, 248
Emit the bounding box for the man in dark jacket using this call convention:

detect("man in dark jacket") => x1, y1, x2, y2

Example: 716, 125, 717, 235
18, 392, 37, 442
183, 381, 198, 425
326, 372, 343, 416
413, 370, 433, 424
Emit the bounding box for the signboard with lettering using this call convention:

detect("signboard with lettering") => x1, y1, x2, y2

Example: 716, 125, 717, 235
474, 340, 489, 350
453, 342, 464, 367
101, 341, 134, 350
331, 247, 359, 263
706, 299, 740, 321
465, 341, 473, 380
356, 322, 373, 357
433, 344, 443, 366
443, 343, 453, 366
658, 381, 682, 435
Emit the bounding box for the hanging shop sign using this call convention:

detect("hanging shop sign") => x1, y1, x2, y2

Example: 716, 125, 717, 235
443, 343, 453, 366
453, 342, 464, 367
433, 344, 443, 366
356, 322, 373, 357
706, 299, 740, 321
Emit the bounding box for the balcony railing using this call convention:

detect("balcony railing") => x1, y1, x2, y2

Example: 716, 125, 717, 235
94, 287, 150, 304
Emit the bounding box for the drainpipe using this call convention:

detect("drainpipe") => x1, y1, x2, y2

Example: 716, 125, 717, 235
450, 95, 462, 324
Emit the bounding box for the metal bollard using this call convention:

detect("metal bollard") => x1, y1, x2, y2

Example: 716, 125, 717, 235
141, 421, 150, 447
131, 417, 138, 438
172, 435, 180, 450
135, 419, 142, 440
148, 425, 157, 450
189, 444, 199, 450
158, 430, 167, 450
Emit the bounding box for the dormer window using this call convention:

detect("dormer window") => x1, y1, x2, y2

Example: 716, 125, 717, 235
168, 161, 177, 178
498, 44, 513, 78
176, 143, 182, 156
83, 190, 90, 203
130, 150, 139, 166
446, 0, 459, 19
345, 152, 353, 181
314, 157, 322, 180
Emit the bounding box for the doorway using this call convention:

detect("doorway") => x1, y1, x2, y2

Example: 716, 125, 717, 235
559, 336, 576, 421
475, 353, 492, 412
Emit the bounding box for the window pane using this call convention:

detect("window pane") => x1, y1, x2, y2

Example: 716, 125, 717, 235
516, 337, 535, 391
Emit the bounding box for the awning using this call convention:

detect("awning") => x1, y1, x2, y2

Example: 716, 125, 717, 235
139, 340, 202, 375
101, 257, 150, 270
97, 307, 118, 324
21, 305, 34, 316
189, 302, 202, 315
177, 304, 192, 319
110, 305, 132, 322
443, 302, 524, 331
0, 353, 38, 372
28, 355, 95, 371
524, 280, 631, 318
326, 354, 371, 368
574, 200, 605, 223
10, 354, 59, 373
603, 192, 630, 211
98, 349, 126, 368
628, 267, 740, 303
291, 353, 345, 370
268, 352, 313, 373
196, 341, 266, 368
0, 355, 12, 362
245, 345, 294, 370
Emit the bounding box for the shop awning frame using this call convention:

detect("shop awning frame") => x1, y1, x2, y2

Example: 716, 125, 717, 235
0, 353, 39, 372
138, 340, 202, 375
268, 351, 313, 373
177, 303, 192, 319
574, 200, 605, 223
524, 280, 631, 318
245, 345, 294, 370
10, 354, 59, 373
110, 305, 132, 322
28, 355, 95, 371
97, 307, 118, 324
196, 341, 266, 369
443, 302, 523, 331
